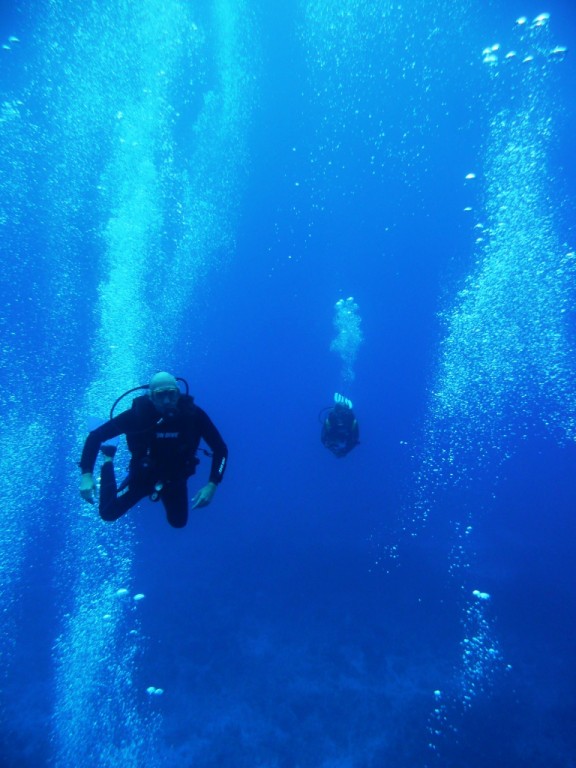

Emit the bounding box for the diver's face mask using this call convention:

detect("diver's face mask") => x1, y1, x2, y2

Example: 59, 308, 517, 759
150, 386, 180, 415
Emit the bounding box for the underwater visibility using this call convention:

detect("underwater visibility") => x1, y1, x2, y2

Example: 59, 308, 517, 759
1, 0, 575, 766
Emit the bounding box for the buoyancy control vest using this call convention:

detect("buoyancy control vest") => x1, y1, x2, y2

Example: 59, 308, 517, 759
126, 394, 201, 476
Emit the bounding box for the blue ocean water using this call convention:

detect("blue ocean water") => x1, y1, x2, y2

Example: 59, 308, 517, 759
1, 0, 575, 766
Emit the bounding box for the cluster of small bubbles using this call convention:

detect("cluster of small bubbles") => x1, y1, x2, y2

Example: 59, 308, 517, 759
1, 35, 20, 52
115, 587, 146, 603
427, 688, 453, 755
459, 589, 503, 709
428, 11, 576, 479
410, 19, 574, 757
52, 512, 167, 764
447, 520, 475, 580
330, 297, 363, 383
367, 537, 400, 574
53, 567, 141, 761
529, 12, 550, 28
47, 0, 259, 763
296, 0, 481, 221
482, 12, 566, 70
0, 421, 51, 658
0, 100, 22, 123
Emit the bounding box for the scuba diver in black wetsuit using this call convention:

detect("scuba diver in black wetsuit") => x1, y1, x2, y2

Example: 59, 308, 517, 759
320, 393, 360, 458
79, 371, 228, 528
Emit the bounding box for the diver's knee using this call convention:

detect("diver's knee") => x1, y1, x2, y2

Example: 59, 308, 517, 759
168, 518, 187, 529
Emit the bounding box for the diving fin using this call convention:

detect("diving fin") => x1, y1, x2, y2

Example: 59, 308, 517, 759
334, 393, 353, 409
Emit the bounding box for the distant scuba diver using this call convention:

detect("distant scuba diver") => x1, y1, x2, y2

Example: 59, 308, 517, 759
79, 371, 228, 528
320, 393, 359, 458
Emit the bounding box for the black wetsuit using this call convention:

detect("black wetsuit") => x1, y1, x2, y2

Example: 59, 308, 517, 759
79, 394, 227, 528
321, 405, 359, 458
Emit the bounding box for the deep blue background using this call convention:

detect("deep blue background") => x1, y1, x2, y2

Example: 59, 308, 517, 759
1, 0, 576, 765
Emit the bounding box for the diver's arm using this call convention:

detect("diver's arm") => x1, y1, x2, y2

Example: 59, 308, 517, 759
350, 417, 360, 447
196, 407, 228, 485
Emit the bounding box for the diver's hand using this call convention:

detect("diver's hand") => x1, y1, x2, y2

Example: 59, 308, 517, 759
80, 473, 96, 504
191, 482, 217, 510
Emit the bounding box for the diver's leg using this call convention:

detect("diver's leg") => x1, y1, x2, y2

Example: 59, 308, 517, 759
160, 480, 189, 529
99, 462, 149, 522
